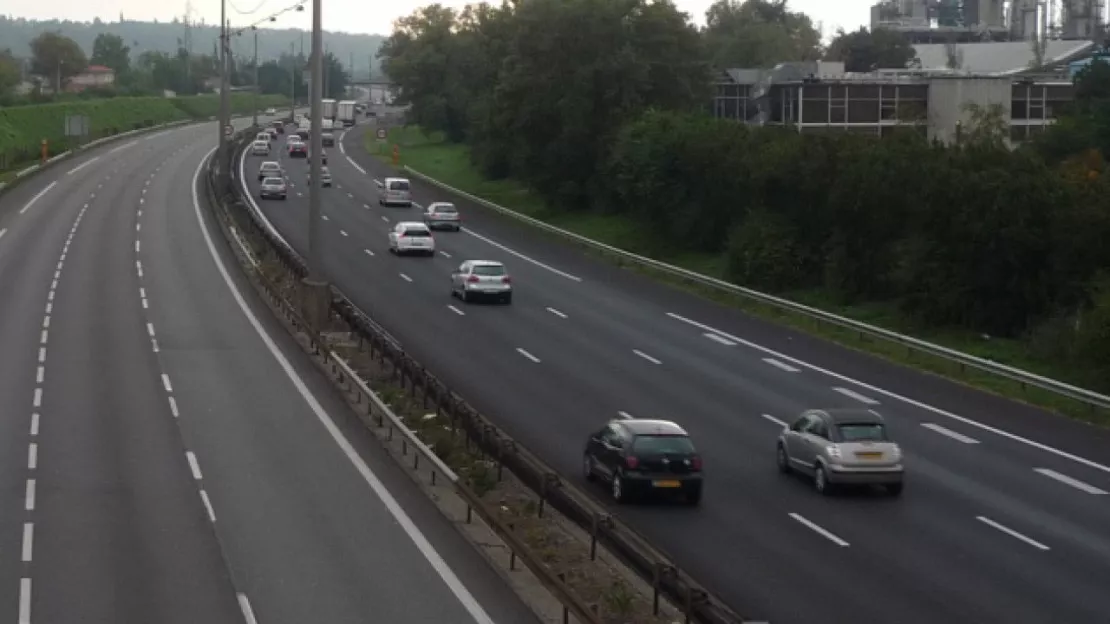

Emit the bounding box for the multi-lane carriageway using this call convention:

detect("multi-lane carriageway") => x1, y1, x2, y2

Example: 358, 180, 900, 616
0, 117, 539, 624
241, 117, 1110, 624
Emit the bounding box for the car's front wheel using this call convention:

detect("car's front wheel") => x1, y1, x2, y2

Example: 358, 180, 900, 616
611, 472, 626, 503
777, 444, 791, 473
583, 454, 596, 482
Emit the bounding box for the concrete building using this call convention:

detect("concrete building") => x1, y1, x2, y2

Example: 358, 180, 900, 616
712, 60, 1074, 145
66, 65, 115, 92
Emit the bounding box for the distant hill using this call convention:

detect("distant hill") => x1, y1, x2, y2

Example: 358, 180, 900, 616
0, 16, 385, 79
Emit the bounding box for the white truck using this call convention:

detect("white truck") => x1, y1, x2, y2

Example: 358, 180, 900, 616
337, 100, 357, 127
321, 99, 337, 121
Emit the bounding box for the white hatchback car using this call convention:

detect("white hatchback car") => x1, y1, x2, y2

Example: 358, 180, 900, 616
388, 222, 436, 256
451, 260, 512, 304
251, 140, 270, 156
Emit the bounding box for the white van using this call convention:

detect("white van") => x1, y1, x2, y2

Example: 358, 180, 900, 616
377, 177, 412, 207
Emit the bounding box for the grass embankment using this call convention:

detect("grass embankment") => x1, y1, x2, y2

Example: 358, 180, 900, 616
0, 94, 289, 180
368, 125, 1110, 425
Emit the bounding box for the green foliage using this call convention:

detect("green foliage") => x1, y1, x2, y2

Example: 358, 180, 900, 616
379, 2, 1110, 390
0, 93, 288, 169
824, 27, 917, 72
90, 33, 130, 75
30, 31, 87, 83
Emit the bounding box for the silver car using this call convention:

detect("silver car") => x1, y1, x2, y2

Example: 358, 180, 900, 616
777, 408, 903, 496
423, 202, 460, 231
257, 161, 284, 181
260, 177, 287, 200
251, 140, 270, 156
451, 260, 512, 304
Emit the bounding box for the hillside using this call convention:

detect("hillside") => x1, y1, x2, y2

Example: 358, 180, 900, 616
0, 16, 385, 78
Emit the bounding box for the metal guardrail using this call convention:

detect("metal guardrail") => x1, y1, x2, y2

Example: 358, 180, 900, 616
217, 129, 750, 624
401, 165, 1110, 412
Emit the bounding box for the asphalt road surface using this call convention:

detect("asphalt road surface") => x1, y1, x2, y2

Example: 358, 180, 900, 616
238, 119, 1110, 624
0, 118, 538, 624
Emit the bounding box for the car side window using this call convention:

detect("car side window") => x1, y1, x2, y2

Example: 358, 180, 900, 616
600, 425, 621, 446
808, 419, 829, 439
791, 415, 810, 432
458, 263, 469, 274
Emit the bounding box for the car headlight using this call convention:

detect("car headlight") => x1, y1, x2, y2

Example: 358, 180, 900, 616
889, 445, 902, 461
825, 445, 842, 460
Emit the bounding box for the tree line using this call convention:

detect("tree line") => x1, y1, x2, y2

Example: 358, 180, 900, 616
380, 0, 1110, 385
0, 28, 353, 104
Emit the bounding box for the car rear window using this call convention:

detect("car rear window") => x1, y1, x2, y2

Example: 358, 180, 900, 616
472, 265, 505, 276
632, 435, 695, 455
263, 177, 284, 185
837, 423, 887, 442
261, 163, 279, 170
433, 204, 457, 213
403, 229, 430, 237
388, 181, 410, 191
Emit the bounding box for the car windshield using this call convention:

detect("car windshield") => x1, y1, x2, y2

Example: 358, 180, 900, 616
632, 435, 695, 455
263, 177, 284, 185
837, 423, 888, 442
388, 181, 410, 191
433, 204, 457, 213
403, 229, 430, 237
471, 264, 505, 276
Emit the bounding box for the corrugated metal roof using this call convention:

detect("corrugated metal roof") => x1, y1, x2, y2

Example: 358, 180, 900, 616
912, 40, 1097, 75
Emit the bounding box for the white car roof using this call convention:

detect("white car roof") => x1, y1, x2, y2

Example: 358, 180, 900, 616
260, 161, 280, 167
253, 140, 268, 145
396, 221, 429, 229
384, 177, 410, 183
428, 202, 456, 208
467, 260, 503, 267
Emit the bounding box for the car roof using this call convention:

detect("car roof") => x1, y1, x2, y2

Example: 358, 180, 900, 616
262, 176, 284, 182
260, 161, 280, 166
396, 221, 429, 229
429, 202, 456, 208
384, 177, 409, 182
616, 419, 688, 436
465, 260, 503, 267
807, 408, 885, 425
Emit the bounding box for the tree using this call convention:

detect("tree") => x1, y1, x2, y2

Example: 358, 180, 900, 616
702, 0, 821, 68
29, 32, 87, 88
324, 51, 348, 99
0, 48, 20, 96
90, 33, 130, 75
825, 27, 916, 72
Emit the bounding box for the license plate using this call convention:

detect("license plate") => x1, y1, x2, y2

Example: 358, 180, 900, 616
855, 452, 882, 459
652, 480, 681, 488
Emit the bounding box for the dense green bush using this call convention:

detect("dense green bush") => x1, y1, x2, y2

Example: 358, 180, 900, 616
0, 93, 288, 168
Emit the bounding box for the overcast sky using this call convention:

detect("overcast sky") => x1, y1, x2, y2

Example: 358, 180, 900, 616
5, 0, 873, 38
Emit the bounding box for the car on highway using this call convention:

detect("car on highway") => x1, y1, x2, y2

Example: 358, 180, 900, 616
287, 140, 307, 158
378, 177, 412, 207
271, 120, 285, 134
259, 177, 288, 200
307, 166, 332, 187
257, 161, 284, 181
251, 140, 270, 156
450, 260, 512, 304
423, 202, 461, 231
265, 107, 276, 115
388, 221, 436, 256
255, 132, 272, 144
266, 126, 278, 139
583, 419, 703, 505
777, 408, 904, 496
322, 132, 335, 147
308, 151, 328, 166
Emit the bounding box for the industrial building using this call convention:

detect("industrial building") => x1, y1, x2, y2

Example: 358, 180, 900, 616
870, 0, 1105, 43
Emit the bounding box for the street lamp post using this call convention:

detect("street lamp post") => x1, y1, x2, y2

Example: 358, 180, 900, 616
251, 27, 259, 127
289, 41, 296, 121
218, 12, 231, 191
302, 0, 329, 328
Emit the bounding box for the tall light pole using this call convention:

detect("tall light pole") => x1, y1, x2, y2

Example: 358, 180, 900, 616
218, 11, 231, 190
251, 27, 259, 127
303, 0, 328, 325
289, 41, 296, 121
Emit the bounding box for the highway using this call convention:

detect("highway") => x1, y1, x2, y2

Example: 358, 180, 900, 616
0, 119, 539, 624
239, 118, 1110, 624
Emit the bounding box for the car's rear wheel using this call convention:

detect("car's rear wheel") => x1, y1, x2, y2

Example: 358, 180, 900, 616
815, 465, 833, 495
887, 482, 904, 497
611, 472, 627, 503
583, 454, 596, 482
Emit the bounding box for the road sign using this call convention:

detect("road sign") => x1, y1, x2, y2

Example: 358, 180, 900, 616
64, 114, 89, 138
376, 127, 387, 142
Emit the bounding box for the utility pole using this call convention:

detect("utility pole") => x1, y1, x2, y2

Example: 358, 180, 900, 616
303, 0, 328, 323
218, 12, 231, 190
252, 27, 259, 127
323, 44, 329, 100
349, 51, 354, 94
55, 60, 61, 95
289, 41, 296, 120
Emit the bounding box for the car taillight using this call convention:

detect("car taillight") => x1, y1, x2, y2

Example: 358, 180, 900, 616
691, 456, 702, 471
467, 275, 480, 283
625, 456, 639, 469
502, 276, 511, 284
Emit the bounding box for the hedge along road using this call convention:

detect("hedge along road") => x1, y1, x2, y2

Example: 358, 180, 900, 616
239, 120, 1110, 624
0, 116, 539, 624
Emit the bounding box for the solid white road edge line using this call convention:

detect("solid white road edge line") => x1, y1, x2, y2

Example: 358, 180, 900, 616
976, 516, 1050, 550
461, 227, 582, 282
192, 147, 496, 624
788, 513, 849, 547
1033, 468, 1107, 495
667, 312, 1110, 476
237, 594, 259, 624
